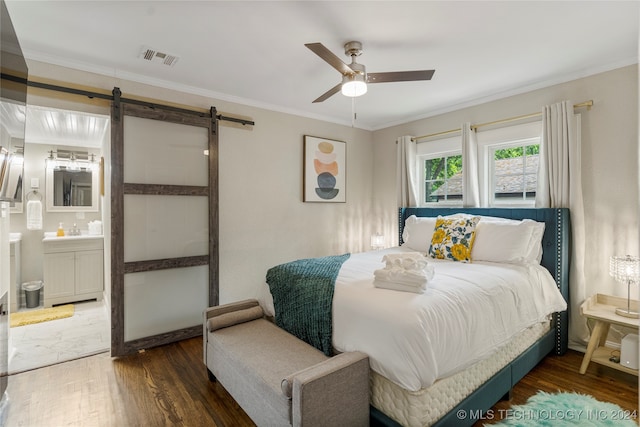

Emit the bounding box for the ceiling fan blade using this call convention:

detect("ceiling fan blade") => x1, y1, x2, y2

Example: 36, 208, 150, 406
312, 83, 342, 103
305, 43, 354, 76
367, 70, 435, 83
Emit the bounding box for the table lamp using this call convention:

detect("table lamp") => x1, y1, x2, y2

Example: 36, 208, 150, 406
370, 233, 385, 250
609, 255, 640, 318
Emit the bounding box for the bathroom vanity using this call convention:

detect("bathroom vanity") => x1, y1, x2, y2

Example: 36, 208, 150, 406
42, 233, 104, 307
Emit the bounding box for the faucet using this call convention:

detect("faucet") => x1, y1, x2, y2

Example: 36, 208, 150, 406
69, 223, 81, 236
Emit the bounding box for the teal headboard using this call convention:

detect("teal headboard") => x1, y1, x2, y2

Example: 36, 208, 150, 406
398, 207, 570, 355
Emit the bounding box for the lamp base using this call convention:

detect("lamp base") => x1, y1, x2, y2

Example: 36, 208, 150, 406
615, 307, 639, 319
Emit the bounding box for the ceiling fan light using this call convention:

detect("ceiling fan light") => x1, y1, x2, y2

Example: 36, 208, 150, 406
341, 74, 367, 97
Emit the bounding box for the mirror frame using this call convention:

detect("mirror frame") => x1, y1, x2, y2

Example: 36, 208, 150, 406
45, 165, 99, 212
8, 153, 23, 213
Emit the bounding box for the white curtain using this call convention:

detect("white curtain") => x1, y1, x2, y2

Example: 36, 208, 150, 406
396, 135, 418, 207
536, 100, 588, 348
461, 122, 480, 207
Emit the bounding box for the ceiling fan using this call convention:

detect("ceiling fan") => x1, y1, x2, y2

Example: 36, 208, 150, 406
305, 41, 435, 103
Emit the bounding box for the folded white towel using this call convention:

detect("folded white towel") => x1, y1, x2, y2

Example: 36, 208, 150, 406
381, 252, 426, 263
26, 200, 43, 230
382, 252, 429, 271
374, 279, 425, 294
373, 266, 434, 288
373, 252, 435, 293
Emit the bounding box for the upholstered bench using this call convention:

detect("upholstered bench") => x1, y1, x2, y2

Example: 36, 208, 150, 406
203, 298, 370, 427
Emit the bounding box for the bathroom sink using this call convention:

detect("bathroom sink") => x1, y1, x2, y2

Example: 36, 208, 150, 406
9, 232, 21, 243
42, 231, 103, 242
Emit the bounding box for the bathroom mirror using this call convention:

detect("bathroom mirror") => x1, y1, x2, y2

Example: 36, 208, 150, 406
46, 165, 99, 212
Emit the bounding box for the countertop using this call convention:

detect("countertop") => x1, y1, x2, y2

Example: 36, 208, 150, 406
42, 232, 104, 242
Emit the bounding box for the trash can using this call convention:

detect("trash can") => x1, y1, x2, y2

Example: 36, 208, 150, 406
22, 281, 43, 309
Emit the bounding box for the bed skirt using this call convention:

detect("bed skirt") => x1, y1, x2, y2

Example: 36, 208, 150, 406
371, 321, 550, 427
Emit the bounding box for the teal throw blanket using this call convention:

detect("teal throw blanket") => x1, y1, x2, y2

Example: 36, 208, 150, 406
266, 253, 350, 356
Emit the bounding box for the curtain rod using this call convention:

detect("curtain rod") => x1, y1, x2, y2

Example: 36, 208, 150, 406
412, 100, 593, 142
1, 74, 256, 126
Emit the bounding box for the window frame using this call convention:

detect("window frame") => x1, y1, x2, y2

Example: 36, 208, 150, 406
486, 137, 540, 207
416, 135, 462, 207
476, 121, 542, 207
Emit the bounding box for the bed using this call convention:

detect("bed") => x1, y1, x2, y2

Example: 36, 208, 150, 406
262, 207, 570, 427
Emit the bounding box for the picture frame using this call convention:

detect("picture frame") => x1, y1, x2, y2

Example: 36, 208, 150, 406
303, 135, 346, 203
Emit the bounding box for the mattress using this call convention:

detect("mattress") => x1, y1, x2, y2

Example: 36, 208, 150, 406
371, 321, 550, 427
262, 246, 567, 391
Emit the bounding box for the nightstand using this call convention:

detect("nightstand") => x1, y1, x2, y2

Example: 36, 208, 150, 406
580, 293, 639, 376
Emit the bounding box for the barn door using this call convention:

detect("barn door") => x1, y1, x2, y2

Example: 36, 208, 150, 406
110, 88, 218, 356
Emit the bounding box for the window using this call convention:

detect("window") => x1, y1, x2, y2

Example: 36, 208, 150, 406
478, 121, 542, 207
489, 139, 539, 205
416, 135, 461, 206
423, 154, 462, 203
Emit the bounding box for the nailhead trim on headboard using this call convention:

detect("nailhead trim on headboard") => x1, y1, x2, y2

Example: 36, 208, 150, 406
556, 209, 562, 354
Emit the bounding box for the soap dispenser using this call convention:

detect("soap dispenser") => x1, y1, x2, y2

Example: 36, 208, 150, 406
57, 222, 65, 237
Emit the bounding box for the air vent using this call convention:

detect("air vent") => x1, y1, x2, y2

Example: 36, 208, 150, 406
138, 46, 179, 67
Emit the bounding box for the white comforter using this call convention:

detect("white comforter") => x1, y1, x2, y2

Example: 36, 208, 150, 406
262, 246, 567, 392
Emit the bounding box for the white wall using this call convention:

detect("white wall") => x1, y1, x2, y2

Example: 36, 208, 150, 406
23, 60, 375, 305
372, 65, 639, 345
218, 108, 374, 303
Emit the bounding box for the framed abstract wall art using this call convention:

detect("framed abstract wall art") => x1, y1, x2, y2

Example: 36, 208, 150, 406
303, 135, 346, 203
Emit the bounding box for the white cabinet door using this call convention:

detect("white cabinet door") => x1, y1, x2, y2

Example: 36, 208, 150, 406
43, 252, 75, 300
75, 250, 104, 296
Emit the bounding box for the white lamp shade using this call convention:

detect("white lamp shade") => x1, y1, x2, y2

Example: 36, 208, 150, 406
610, 255, 640, 284
341, 74, 367, 97
371, 233, 385, 250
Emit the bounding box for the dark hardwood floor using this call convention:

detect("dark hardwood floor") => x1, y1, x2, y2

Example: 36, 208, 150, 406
4, 337, 637, 426
477, 350, 639, 426
5, 338, 254, 427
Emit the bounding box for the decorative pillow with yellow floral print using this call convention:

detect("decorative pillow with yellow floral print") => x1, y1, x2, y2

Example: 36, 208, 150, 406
428, 216, 480, 262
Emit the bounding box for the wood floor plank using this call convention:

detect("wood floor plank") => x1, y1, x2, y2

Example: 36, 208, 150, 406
4, 339, 637, 426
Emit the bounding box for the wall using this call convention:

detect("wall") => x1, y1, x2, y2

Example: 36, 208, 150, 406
372, 65, 639, 347
23, 60, 375, 305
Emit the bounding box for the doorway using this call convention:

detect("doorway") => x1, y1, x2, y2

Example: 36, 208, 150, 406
3, 104, 111, 373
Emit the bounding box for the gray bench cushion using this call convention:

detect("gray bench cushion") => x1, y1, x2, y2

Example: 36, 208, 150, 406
210, 318, 328, 421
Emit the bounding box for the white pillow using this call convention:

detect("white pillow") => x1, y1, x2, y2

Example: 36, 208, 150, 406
401, 215, 437, 252
472, 217, 545, 264
475, 215, 545, 263
527, 221, 546, 263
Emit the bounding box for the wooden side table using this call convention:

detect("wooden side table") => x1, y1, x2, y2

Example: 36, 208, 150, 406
580, 293, 639, 376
